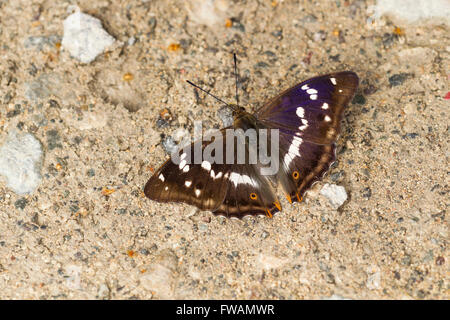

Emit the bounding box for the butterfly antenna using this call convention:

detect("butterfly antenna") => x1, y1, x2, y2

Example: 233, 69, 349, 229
233, 53, 239, 106
186, 80, 230, 107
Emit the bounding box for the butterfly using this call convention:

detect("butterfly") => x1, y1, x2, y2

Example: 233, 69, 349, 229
144, 56, 358, 219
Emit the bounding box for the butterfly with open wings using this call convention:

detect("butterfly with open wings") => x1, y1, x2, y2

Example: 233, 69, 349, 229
144, 56, 358, 219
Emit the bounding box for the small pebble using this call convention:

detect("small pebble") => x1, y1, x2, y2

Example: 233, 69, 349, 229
25, 73, 61, 101
0, 131, 43, 195
161, 135, 178, 155
46, 130, 62, 150
14, 197, 28, 210
389, 73, 410, 87
24, 35, 60, 51
362, 187, 372, 199
261, 230, 270, 239
352, 94, 366, 105
62, 11, 115, 63
435, 256, 445, 266
320, 183, 348, 209
313, 31, 327, 42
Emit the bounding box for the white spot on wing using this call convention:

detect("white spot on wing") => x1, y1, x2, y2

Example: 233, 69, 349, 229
185, 181, 192, 187
330, 77, 337, 85
285, 136, 303, 166
324, 115, 332, 122
299, 119, 308, 131
201, 160, 211, 171
310, 94, 317, 100
296, 107, 305, 118
180, 153, 187, 160
292, 136, 303, 147
183, 165, 189, 172
306, 88, 318, 94
195, 189, 201, 197
210, 170, 223, 179
158, 174, 165, 182
322, 102, 329, 110
301, 84, 309, 90
229, 172, 256, 187
164, 186, 168, 191
288, 141, 301, 157
284, 152, 293, 167
179, 159, 186, 170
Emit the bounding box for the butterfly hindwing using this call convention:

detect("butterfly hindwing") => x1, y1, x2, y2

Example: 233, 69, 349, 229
213, 162, 281, 218
276, 130, 336, 203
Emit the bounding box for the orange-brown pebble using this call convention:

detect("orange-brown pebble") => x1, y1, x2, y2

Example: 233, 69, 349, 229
123, 72, 134, 81
101, 187, 115, 196
393, 27, 404, 36
127, 250, 137, 258
225, 19, 233, 28
168, 43, 181, 51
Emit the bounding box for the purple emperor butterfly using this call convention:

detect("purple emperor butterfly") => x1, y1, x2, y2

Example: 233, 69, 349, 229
145, 55, 358, 219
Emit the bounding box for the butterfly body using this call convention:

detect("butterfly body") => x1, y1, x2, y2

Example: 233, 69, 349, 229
145, 71, 359, 219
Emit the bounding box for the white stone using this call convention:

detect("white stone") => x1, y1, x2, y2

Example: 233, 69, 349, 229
62, 11, 115, 63
186, 0, 229, 27
0, 131, 43, 195
369, 0, 450, 25
320, 183, 348, 209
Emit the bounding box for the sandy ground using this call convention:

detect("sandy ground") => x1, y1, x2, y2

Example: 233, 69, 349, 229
0, 0, 448, 299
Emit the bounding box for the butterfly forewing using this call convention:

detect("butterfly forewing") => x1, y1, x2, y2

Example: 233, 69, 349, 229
256, 71, 358, 144
254, 71, 358, 203
144, 138, 229, 212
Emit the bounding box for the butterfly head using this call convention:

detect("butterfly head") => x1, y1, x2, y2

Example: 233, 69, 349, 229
230, 104, 246, 117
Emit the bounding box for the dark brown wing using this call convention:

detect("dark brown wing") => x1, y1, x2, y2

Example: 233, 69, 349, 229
144, 137, 229, 212
144, 127, 281, 218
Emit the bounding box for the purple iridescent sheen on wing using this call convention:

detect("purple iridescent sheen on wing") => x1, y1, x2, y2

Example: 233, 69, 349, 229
255, 71, 359, 144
